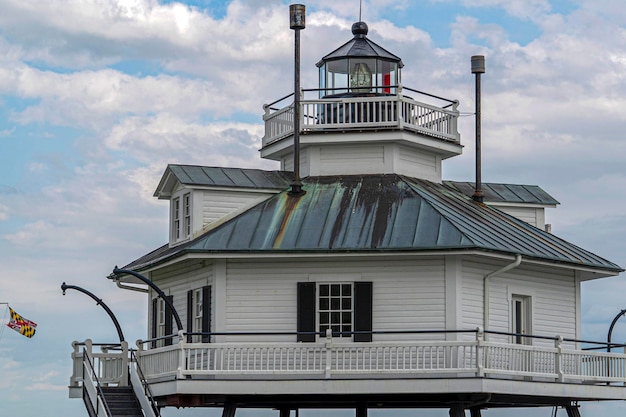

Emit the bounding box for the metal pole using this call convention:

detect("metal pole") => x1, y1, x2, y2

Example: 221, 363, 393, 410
471, 55, 485, 203
61, 282, 125, 342
289, 4, 306, 197
112, 267, 184, 332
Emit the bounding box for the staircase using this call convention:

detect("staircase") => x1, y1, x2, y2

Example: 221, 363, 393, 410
100, 387, 143, 417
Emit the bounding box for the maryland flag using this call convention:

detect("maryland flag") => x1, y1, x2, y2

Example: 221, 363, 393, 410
7, 307, 37, 338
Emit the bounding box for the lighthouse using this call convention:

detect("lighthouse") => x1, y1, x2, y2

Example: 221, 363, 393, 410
67, 6, 625, 417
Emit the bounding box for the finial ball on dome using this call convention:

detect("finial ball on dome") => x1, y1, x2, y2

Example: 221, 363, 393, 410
352, 21, 368, 37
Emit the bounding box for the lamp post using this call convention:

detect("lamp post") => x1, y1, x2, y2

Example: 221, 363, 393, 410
112, 266, 183, 333
288, 4, 306, 197
61, 282, 125, 342
471, 55, 485, 203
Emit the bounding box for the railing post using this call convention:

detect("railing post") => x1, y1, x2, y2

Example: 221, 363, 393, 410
555, 335, 564, 382
623, 346, 626, 385
176, 330, 187, 379
476, 327, 485, 377
325, 328, 332, 379
263, 103, 271, 141
451, 100, 460, 140
396, 84, 404, 129
70, 341, 82, 388
120, 340, 129, 386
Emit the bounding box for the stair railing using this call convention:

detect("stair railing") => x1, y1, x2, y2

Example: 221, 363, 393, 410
130, 349, 161, 417
82, 344, 113, 417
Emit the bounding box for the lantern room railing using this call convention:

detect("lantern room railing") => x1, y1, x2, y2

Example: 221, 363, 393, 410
262, 86, 460, 148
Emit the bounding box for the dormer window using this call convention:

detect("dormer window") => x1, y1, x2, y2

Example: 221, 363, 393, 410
171, 191, 192, 243
184, 193, 191, 237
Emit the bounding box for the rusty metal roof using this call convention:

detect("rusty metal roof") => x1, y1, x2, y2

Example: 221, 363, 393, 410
444, 181, 559, 206
126, 175, 621, 273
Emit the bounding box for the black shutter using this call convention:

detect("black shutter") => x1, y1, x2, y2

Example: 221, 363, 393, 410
202, 286, 211, 343
297, 282, 316, 342
354, 282, 373, 342
164, 295, 174, 346
186, 290, 193, 343
151, 298, 157, 348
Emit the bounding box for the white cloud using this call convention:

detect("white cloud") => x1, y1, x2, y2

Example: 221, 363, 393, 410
0, 2, 624, 416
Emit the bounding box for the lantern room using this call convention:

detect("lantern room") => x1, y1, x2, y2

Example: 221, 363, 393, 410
316, 21, 403, 97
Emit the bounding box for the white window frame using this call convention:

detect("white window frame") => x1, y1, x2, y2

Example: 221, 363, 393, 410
157, 298, 166, 346
184, 193, 191, 238
193, 288, 203, 343
172, 197, 181, 241
171, 191, 192, 244
317, 282, 354, 340
511, 294, 533, 345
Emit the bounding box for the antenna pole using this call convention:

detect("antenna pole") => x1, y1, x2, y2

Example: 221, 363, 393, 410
471, 55, 486, 203
359, 0, 362, 21
289, 4, 306, 197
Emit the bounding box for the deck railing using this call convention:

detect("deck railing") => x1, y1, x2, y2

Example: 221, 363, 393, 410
126, 329, 626, 385
69, 331, 626, 388
70, 339, 129, 389
261, 87, 460, 148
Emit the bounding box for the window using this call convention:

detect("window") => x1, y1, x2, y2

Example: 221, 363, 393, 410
318, 283, 352, 338
187, 286, 211, 343
193, 288, 203, 336
151, 296, 173, 347
512, 295, 532, 345
173, 197, 181, 240
172, 192, 192, 243
183, 193, 191, 238
297, 281, 372, 343
157, 298, 166, 338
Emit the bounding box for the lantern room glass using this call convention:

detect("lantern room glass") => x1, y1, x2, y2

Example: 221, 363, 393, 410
319, 59, 399, 98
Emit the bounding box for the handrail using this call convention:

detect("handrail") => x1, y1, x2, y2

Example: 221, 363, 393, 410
137, 328, 626, 351
130, 350, 161, 417
139, 329, 468, 347
83, 347, 114, 417
134, 330, 626, 384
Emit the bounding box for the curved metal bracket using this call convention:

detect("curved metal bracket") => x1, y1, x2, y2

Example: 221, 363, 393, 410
607, 309, 626, 352
61, 282, 125, 342
112, 267, 184, 333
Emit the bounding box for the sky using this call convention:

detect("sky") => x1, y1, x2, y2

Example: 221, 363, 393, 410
0, 0, 625, 416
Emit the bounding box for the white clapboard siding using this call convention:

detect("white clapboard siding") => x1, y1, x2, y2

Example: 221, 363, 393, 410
398, 145, 441, 182
149, 260, 214, 336
201, 190, 275, 226
318, 144, 386, 175
223, 257, 446, 342
462, 258, 576, 347
491, 205, 545, 229
460, 264, 484, 331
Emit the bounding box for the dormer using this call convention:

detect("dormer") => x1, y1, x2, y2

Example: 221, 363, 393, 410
445, 181, 559, 230
153, 165, 292, 246
260, 21, 462, 183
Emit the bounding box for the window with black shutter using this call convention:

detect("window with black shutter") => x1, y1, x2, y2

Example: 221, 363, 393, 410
297, 281, 372, 342
187, 286, 212, 343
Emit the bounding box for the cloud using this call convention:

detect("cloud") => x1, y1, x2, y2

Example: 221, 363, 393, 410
0, 2, 624, 417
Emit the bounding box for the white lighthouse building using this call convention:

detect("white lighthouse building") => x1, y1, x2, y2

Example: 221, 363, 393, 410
68, 9, 625, 417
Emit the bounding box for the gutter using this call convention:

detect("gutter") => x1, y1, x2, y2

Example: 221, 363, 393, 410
484, 254, 522, 338
108, 272, 149, 293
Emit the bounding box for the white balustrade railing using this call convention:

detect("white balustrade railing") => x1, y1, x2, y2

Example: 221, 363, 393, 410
262, 92, 460, 148
130, 331, 626, 385
70, 339, 129, 388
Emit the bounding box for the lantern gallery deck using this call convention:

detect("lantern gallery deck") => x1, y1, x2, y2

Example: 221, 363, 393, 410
262, 89, 460, 148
